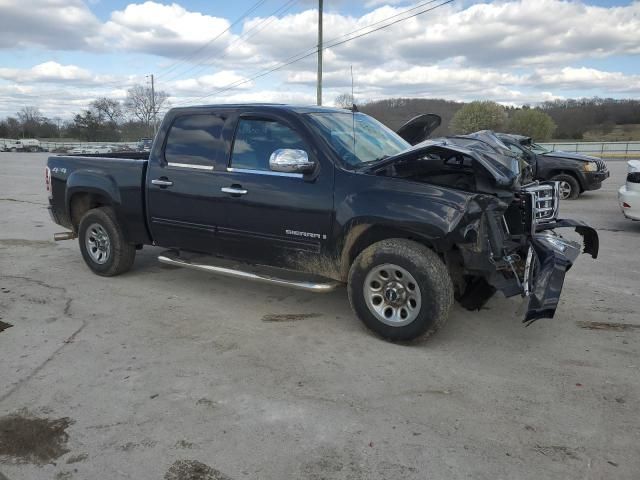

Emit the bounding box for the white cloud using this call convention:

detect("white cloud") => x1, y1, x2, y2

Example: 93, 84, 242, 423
0, 62, 94, 83
0, 0, 100, 50
2, 0, 640, 117
97, 1, 234, 58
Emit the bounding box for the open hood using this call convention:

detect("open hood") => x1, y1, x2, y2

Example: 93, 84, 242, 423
396, 114, 442, 145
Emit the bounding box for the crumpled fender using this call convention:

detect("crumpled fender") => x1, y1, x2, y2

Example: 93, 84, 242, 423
536, 218, 599, 259
524, 233, 581, 323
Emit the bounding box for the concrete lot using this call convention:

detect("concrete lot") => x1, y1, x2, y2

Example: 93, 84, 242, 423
1, 152, 638, 480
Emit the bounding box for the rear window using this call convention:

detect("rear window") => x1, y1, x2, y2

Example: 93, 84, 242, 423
165, 114, 224, 167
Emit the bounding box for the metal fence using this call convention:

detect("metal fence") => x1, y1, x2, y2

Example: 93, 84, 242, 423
1, 138, 138, 153
538, 141, 640, 160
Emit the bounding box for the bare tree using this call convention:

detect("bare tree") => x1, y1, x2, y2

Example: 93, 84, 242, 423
16, 106, 43, 124
16, 106, 43, 137
124, 84, 169, 131
334, 93, 355, 109
91, 97, 124, 125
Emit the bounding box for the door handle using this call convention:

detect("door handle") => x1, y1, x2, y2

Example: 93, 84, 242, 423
221, 187, 248, 195
152, 178, 173, 187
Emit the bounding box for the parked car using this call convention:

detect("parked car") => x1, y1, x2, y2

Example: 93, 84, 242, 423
68, 146, 114, 155
137, 138, 153, 152
6, 139, 43, 152
45, 105, 598, 342
496, 134, 610, 200
68, 146, 88, 154
619, 160, 640, 221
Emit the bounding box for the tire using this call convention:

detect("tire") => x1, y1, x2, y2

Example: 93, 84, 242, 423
347, 239, 454, 342
551, 174, 580, 200
78, 207, 136, 276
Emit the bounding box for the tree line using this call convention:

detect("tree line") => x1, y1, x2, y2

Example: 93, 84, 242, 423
3, 91, 639, 142
0, 84, 169, 142
356, 97, 640, 141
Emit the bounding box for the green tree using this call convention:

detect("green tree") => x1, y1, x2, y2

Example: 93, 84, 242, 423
449, 101, 507, 134
507, 108, 557, 140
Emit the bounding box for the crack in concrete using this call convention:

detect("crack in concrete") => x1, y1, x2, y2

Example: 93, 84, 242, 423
0, 197, 47, 206
0, 275, 84, 405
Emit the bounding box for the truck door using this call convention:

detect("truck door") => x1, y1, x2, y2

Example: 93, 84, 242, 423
146, 113, 225, 253
215, 113, 334, 270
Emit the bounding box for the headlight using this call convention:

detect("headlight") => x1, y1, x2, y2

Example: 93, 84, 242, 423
583, 161, 598, 172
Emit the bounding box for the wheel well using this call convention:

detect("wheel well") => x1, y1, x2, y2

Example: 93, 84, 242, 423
69, 192, 111, 230
549, 170, 580, 182
342, 225, 436, 278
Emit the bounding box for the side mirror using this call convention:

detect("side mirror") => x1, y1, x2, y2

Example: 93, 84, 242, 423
269, 149, 315, 174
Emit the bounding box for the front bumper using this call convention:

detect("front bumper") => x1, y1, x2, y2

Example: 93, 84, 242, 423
582, 169, 610, 191
522, 219, 598, 322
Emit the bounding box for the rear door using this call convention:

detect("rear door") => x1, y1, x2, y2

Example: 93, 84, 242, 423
215, 112, 334, 268
146, 112, 225, 253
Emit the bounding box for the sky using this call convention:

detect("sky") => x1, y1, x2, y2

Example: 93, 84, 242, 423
0, 0, 638, 119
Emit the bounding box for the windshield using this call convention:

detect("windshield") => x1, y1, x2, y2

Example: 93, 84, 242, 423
306, 112, 409, 168
530, 142, 551, 154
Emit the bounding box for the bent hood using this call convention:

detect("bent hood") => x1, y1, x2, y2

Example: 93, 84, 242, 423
542, 151, 600, 162
368, 136, 522, 188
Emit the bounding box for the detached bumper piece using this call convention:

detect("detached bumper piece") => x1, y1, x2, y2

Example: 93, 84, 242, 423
524, 219, 599, 324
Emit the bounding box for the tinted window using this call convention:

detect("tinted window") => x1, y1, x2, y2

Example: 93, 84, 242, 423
165, 114, 224, 166
231, 118, 307, 171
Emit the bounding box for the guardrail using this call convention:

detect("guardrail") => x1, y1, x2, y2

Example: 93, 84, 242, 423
1, 138, 139, 152
538, 141, 640, 160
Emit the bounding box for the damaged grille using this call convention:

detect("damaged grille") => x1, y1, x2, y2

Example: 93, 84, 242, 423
524, 183, 559, 226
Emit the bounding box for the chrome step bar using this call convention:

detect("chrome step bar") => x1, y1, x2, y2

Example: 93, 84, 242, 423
158, 252, 341, 293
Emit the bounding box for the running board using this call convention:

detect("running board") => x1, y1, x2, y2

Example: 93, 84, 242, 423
158, 251, 341, 293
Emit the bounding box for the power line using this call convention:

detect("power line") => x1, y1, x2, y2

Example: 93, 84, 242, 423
167, 0, 454, 108
160, 0, 301, 85
167, 0, 444, 93
155, 0, 268, 80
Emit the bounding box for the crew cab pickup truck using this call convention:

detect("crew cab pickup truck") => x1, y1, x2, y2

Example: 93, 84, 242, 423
46, 105, 598, 342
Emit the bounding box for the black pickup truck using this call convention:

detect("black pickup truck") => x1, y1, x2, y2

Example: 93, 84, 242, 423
46, 105, 598, 342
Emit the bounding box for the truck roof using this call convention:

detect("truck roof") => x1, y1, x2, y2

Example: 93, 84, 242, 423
167, 104, 352, 115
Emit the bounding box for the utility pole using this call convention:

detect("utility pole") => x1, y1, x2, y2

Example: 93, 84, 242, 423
317, 0, 323, 106
150, 74, 157, 136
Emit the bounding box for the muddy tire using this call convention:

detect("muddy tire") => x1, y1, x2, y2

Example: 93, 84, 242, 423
347, 239, 454, 342
552, 174, 580, 200
78, 207, 135, 276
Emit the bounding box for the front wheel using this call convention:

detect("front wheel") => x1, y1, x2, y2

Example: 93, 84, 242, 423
78, 207, 136, 276
348, 239, 454, 342
552, 174, 580, 200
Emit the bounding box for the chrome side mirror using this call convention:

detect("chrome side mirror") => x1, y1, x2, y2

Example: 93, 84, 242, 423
269, 149, 315, 174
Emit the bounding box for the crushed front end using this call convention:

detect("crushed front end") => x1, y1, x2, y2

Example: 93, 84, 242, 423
455, 181, 598, 323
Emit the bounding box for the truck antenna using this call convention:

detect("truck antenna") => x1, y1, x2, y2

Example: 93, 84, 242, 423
351, 65, 356, 154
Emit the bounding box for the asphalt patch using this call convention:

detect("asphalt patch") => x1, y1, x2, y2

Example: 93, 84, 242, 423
0, 411, 72, 464
576, 321, 640, 332
262, 313, 322, 322
0, 321, 12, 333
164, 460, 232, 480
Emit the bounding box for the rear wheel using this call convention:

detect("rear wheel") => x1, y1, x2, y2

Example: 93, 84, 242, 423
78, 207, 135, 276
348, 239, 454, 342
552, 174, 580, 200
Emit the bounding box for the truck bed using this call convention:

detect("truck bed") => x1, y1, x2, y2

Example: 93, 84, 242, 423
47, 153, 151, 245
